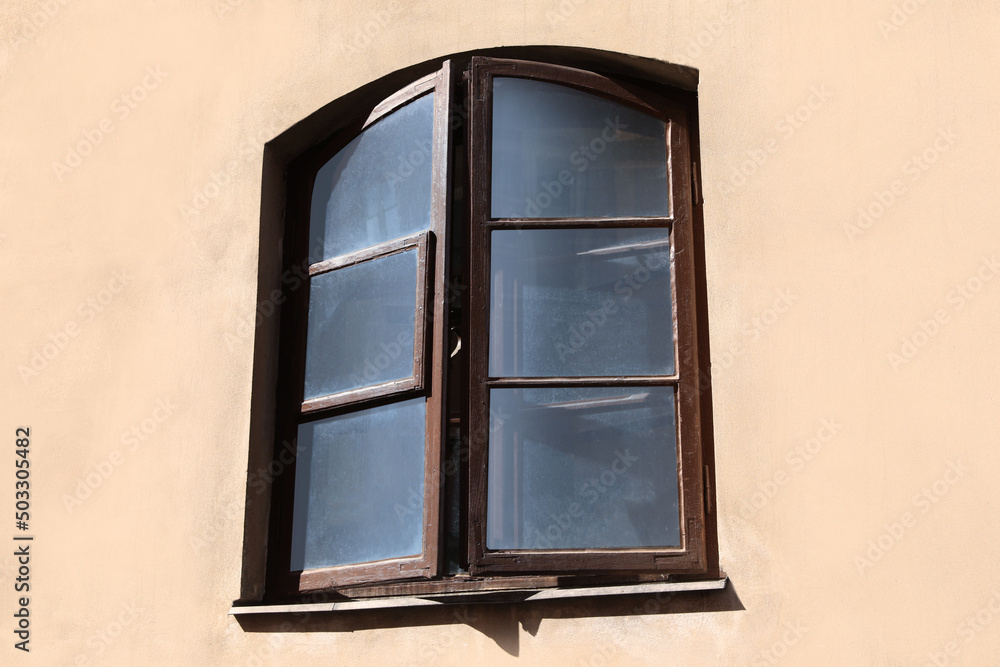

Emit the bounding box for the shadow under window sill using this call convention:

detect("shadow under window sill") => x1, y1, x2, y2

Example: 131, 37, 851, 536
230, 576, 729, 615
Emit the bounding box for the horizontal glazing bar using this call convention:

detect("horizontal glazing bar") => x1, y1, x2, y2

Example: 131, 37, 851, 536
486, 376, 680, 387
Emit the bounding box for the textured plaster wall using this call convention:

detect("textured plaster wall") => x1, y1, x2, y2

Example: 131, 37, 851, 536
2, 0, 999, 665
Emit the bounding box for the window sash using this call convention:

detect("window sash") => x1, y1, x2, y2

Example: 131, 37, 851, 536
268, 62, 453, 593
466, 57, 708, 575
300, 231, 432, 414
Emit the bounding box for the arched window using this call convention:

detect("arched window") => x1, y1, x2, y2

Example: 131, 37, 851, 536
242, 51, 720, 603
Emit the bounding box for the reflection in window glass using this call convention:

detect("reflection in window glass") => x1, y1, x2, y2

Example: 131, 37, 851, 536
310, 93, 434, 260
490, 228, 674, 378
487, 387, 679, 550
291, 398, 426, 570
492, 77, 668, 219
304, 249, 418, 400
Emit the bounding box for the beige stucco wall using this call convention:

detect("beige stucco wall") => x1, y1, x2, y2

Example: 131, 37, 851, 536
2, 0, 999, 664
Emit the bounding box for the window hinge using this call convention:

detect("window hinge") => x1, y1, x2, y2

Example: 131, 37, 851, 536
692, 162, 703, 205
703, 465, 713, 515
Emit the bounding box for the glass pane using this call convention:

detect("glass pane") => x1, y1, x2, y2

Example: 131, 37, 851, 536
487, 387, 679, 550
310, 93, 434, 260
490, 228, 674, 377
290, 398, 426, 570
304, 248, 418, 400
491, 77, 668, 219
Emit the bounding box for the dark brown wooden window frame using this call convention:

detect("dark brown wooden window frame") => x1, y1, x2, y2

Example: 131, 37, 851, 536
467, 57, 707, 576
268, 65, 452, 594
260, 54, 718, 602
301, 230, 433, 415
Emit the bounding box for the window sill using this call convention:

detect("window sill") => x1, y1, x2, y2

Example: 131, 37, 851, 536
229, 577, 728, 615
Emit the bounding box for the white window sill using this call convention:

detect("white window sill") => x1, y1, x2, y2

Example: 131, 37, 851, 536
229, 577, 728, 615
